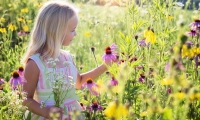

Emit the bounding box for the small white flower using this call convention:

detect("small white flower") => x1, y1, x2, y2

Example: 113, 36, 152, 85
68, 76, 73, 81
63, 61, 70, 66
54, 58, 59, 62
175, 2, 184, 7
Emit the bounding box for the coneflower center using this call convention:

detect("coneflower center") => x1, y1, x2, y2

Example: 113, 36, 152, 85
19, 66, 24, 72
87, 79, 93, 84
12, 71, 19, 78
92, 102, 98, 110
105, 47, 112, 54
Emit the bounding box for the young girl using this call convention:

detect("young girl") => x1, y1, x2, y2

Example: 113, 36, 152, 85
22, 1, 109, 119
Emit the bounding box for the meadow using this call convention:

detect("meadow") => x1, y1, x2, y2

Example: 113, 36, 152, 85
0, 0, 200, 120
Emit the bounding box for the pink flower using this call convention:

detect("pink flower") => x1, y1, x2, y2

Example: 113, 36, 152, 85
0, 78, 4, 85
102, 43, 117, 63
110, 76, 118, 86
189, 19, 200, 30
138, 74, 145, 83
165, 63, 170, 72
82, 78, 99, 96
9, 71, 25, 89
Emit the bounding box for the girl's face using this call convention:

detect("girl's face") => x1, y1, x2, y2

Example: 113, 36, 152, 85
62, 15, 78, 46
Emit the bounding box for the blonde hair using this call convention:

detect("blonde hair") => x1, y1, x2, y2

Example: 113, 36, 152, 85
22, 0, 78, 64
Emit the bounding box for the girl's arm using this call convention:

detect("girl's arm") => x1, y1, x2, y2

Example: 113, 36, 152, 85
76, 63, 107, 89
23, 60, 62, 119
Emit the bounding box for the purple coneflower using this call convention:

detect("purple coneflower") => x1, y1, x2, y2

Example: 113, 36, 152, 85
138, 74, 145, 83
88, 101, 103, 112
82, 78, 99, 96
110, 76, 118, 86
189, 19, 200, 30
0, 78, 4, 90
186, 30, 199, 37
195, 55, 200, 67
18, 66, 24, 76
138, 39, 147, 47
102, 44, 117, 63
17, 30, 30, 36
9, 71, 24, 89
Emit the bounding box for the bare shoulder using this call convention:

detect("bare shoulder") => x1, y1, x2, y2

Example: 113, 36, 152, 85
23, 59, 40, 97
24, 59, 39, 76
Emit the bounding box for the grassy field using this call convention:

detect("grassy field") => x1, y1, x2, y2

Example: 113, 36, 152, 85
0, 0, 200, 120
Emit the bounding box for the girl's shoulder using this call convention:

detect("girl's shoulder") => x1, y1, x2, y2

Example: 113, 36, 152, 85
61, 49, 73, 60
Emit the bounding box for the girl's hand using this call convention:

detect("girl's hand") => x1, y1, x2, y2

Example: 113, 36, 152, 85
45, 106, 64, 120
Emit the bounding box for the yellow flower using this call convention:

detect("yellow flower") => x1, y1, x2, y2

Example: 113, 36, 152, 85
174, 92, 186, 99
35, 3, 42, 8
104, 101, 128, 120
96, 80, 106, 93
166, 15, 174, 21
8, 4, 12, 7
144, 29, 156, 44
161, 78, 174, 85
23, 25, 29, 32
111, 85, 123, 93
84, 32, 91, 37
195, 93, 200, 100
0, 28, 7, 33
0, 18, 5, 22
8, 23, 17, 31
21, 8, 28, 13
26, 20, 32, 23
140, 111, 148, 117
181, 45, 189, 58
18, 17, 25, 23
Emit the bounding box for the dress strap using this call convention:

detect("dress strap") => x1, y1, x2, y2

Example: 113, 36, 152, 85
29, 54, 45, 70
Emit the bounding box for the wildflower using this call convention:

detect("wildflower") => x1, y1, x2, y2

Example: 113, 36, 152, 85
82, 78, 99, 96
174, 92, 186, 99
21, 8, 28, 13
18, 30, 27, 36
161, 78, 174, 85
23, 25, 29, 32
9, 71, 25, 89
104, 101, 128, 120
88, 101, 103, 112
18, 17, 25, 22
0, 78, 4, 90
144, 29, 156, 44
138, 74, 145, 83
0, 27, 6, 33
175, 2, 184, 7
26, 20, 32, 23
96, 79, 106, 93
0, 17, 5, 22
166, 15, 174, 21
165, 62, 170, 72
90, 46, 95, 52
189, 19, 200, 30
84, 32, 91, 37
7, 23, 17, 31
140, 111, 148, 117
195, 55, 200, 67
167, 88, 172, 94
18, 66, 24, 76
138, 39, 147, 47
35, 3, 42, 8
102, 44, 118, 63
109, 76, 118, 86
186, 30, 198, 37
